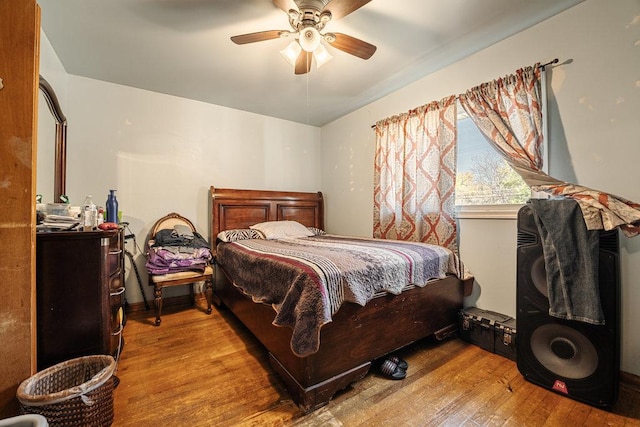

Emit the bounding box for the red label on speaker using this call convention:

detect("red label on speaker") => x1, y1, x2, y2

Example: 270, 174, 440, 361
552, 380, 569, 394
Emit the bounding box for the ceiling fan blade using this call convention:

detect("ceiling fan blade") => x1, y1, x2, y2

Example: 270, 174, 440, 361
324, 0, 371, 20
328, 33, 376, 59
272, 0, 298, 13
295, 51, 312, 75
231, 30, 283, 45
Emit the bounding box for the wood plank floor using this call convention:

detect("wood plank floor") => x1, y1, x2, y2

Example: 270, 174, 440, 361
113, 300, 640, 426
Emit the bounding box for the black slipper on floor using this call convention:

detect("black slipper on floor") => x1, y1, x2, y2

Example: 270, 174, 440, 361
379, 359, 406, 380
387, 355, 408, 370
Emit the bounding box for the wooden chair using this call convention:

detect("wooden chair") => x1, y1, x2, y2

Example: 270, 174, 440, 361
146, 213, 213, 326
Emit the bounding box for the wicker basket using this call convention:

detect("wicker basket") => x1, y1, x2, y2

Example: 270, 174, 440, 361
16, 355, 116, 427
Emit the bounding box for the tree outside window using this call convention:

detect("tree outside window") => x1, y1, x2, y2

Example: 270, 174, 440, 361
455, 115, 530, 206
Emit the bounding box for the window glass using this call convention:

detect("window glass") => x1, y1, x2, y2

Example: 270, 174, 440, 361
455, 113, 530, 206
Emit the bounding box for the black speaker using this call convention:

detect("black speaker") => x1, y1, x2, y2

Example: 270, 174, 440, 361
516, 204, 620, 408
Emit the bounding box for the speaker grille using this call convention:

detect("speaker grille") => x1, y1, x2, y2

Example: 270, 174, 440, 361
530, 323, 598, 379
599, 230, 619, 253
516, 203, 620, 408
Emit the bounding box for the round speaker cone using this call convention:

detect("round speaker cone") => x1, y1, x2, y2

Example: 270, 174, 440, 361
531, 255, 547, 297
549, 337, 577, 360
530, 324, 598, 379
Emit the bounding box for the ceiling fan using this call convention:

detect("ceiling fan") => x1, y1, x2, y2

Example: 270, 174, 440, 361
231, 0, 376, 75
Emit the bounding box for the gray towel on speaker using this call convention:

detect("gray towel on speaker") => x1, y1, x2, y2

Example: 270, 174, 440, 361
528, 198, 604, 325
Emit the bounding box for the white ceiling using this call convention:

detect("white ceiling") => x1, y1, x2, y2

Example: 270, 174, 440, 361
38, 0, 583, 127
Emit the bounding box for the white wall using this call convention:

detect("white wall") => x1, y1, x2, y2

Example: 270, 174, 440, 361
63, 77, 321, 303
321, 0, 640, 376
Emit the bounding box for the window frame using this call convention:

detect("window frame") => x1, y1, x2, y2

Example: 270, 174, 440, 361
455, 70, 549, 220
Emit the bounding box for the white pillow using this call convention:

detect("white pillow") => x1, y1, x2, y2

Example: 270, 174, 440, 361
250, 220, 314, 240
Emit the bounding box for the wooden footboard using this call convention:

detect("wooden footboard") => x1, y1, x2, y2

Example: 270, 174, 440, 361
215, 265, 470, 412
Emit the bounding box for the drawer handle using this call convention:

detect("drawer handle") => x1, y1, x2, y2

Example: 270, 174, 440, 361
110, 287, 125, 297
111, 323, 124, 336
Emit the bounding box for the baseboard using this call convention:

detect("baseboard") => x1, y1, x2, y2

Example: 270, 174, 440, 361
620, 371, 640, 392
125, 292, 208, 313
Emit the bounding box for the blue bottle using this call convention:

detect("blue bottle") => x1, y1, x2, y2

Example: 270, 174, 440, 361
106, 190, 119, 223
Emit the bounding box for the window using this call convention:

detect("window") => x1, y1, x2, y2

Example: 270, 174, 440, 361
455, 109, 530, 207
455, 70, 549, 219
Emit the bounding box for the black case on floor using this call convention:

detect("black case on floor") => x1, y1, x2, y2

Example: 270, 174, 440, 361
459, 307, 516, 360
494, 317, 517, 361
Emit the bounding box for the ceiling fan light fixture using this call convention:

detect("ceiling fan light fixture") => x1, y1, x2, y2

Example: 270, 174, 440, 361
298, 27, 321, 52
280, 41, 302, 66
313, 44, 333, 68
232, 0, 376, 74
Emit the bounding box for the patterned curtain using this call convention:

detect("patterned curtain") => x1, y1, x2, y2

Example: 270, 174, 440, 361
373, 95, 459, 252
459, 64, 640, 236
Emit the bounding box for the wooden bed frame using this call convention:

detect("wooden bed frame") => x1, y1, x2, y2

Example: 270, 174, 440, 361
209, 187, 473, 412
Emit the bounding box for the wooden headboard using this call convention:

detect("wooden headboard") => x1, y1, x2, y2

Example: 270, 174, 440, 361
209, 187, 324, 244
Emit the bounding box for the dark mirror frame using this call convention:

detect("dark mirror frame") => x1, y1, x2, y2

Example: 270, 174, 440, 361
39, 75, 67, 201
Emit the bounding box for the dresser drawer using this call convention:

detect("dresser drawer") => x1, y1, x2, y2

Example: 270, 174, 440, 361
110, 286, 125, 311
110, 310, 124, 359
104, 232, 123, 274
108, 249, 122, 274
109, 271, 123, 291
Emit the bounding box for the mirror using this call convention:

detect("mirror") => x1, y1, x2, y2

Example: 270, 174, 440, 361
37, 75, 67, 202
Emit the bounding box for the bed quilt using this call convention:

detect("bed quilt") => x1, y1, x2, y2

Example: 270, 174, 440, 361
216, 235, 471, 356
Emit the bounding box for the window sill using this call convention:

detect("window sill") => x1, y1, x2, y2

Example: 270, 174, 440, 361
456, 204, 523, 220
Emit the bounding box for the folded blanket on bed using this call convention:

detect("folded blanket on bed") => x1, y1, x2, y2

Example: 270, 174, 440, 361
217, 235, 471, 356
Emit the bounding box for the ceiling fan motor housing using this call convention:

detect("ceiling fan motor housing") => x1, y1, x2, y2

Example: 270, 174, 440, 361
291, 4, 332, 32
295, 0, 332, 12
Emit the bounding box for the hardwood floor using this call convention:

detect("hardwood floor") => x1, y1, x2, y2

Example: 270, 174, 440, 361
113, 299, 640, 426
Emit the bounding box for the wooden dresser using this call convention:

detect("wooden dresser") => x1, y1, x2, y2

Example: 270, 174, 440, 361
36, 229, 125, 370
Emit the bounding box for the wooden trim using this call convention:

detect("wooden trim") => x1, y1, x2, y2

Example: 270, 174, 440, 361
620, 371, 640, 393
0, 0, 40, 417
126, 293, 208, 314
38, 75, 67, 201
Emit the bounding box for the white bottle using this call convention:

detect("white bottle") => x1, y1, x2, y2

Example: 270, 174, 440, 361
82, 195, 97, 230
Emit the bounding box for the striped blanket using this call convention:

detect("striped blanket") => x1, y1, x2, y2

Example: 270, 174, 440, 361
216, 235, 471, 357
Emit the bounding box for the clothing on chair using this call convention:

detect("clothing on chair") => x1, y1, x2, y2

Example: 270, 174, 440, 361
152, 228, 209, 249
